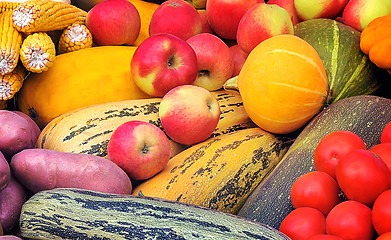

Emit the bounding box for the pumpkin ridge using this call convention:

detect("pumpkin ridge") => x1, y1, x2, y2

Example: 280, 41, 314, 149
244, 103, 324, 123
269, 82, 328, 97
329, 20, 340, 90
264, 49, 328, 86
333, 55, 369, 102
246, 94, 326, 105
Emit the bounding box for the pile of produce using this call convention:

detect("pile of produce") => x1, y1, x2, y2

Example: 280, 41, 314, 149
0, 0, 391, 239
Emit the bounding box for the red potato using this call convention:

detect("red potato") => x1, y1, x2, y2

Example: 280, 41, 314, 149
0, 152, 10, 192
0, 174, 29, 234
0, 110, 41, 159
10, 149, 132, 195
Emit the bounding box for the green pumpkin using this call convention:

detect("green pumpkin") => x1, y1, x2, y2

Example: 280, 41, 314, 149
294, 18, 383, 104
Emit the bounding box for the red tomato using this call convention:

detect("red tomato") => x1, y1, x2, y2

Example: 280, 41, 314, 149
372, 189, 391, 235
381, 121, 391, 144
314, 131, 366, 179
280, 207, 326, 240
290, 171, 341, 215
326, 200, 375, 240
335, 149, 391, 206
308, 234, 343, 240
370, 143, 391, 172
378, 232, 391, 240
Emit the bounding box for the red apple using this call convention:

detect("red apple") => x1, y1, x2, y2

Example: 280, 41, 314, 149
294, 0, 348, 21
198, 9, 214, 34
130, 33, 198, 97
229, 44, 248, 77
159, 85, 220, 145
86, 0, 141, 46
107, 120, 171, 180
342, 0, 391, 32
268, 0, 300, 25
237, 3, 294, 54
149, 0, 202, 41
186, 33, 233, 91
206, 0, 264, 40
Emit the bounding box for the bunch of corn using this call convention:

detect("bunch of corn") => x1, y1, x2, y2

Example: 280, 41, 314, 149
0, 0, 91, 101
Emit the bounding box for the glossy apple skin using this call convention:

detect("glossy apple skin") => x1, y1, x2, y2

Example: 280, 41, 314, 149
237, 3, 294, 54
130, 33, 198, 97
206, 0, 264, 40
186, 33, 233, 91
198, 9, 214, 34
268, 0, 300, 25
149, 0, 202, 40
342, 0, 391, 32
159, 85, 220, 145
294, 0, 348, 21
107, 121, 171, 180
86, 0, 141, 46
229, 44, 248, 77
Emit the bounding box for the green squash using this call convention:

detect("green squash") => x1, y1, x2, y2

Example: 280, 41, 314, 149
237, 95, 391, 229
294, 18, 383, 103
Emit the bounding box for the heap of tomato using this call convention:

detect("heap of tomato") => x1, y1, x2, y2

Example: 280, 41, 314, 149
279, 121, 391, 240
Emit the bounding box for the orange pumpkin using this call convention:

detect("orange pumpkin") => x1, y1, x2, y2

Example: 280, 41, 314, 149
360, 14, 391, 70
237, 34, 329, 134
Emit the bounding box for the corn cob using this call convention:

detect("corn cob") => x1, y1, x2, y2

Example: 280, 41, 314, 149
0, 1, 21, 13
57, 23, 93, 54
0, 10, 23, 75
0, 63, 26, 100
20, 32, 56, 73
11, 0, 87, 33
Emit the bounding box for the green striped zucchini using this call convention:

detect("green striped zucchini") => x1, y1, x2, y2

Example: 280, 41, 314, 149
20, 188, 290, 240
294, 18, 383, 103
36, 89, 256, 158
237, 95, 391, 229
133, 127, 292, 214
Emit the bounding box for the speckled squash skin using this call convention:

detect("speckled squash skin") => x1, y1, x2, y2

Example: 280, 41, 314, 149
133, 127, 292, 214
20, 188, 291, 240
238, 95, 391, 229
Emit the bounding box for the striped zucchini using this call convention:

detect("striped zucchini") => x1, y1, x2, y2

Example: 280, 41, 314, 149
36, 89, 256, 158
237, 95, 391, 229
132, 127, 292, 214
20, 188, 290, 240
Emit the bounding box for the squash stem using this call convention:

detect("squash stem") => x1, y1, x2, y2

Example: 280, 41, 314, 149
223, 76, 239, 91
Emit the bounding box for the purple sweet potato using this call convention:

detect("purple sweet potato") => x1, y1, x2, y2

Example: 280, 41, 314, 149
0, 152, 10, 192
0, 236, 24, 240
10, 149, 132, 195
0, 174, 29, 234
0, 110, 41, 159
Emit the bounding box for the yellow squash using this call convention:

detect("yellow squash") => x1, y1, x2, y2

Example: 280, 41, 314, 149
36, 90, 256, 158
17, 45, 150, 129
132, 127, 291, 214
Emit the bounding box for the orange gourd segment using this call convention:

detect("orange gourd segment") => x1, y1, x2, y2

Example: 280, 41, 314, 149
360, 15, 391, 55
369, 37, 391, 69
238, 34, 328, 134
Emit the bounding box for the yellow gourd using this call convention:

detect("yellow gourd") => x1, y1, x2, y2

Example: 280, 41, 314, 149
236, 34, 329, 134
17, 46, 150, 129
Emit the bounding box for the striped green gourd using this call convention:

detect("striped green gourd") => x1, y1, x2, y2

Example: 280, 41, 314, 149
20, 188, 290, 240
294, 18, 383, 103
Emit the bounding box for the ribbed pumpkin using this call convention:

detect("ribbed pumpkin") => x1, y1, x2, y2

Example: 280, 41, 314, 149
17, 46, 150, 129
237, 34, 329, 134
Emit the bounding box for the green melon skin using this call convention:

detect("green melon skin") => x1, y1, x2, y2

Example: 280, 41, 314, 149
20, 188, 290, 240
237, 95, 391, 229
294, 18, 384, 104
